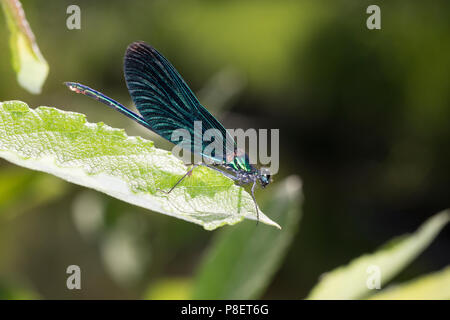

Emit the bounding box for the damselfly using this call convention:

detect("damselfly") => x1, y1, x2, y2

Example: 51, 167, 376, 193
66, 42, 271, 220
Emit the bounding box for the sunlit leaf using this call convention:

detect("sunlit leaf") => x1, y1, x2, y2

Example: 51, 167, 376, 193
369, 266, 450, 300
307, 210, 450, 299
0, 101, 280, 230
1, 0, 49, 94
192, 176, 302, 299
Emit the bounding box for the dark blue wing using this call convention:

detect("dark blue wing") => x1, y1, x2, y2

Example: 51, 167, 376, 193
124, 41, 235, 162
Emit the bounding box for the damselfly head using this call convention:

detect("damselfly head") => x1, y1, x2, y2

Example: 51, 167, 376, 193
258, 167, 271, 188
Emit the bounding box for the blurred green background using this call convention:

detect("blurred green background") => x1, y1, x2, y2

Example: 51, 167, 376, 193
0, 0, 449, 299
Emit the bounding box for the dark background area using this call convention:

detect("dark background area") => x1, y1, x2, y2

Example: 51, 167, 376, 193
0, 0, 448, 299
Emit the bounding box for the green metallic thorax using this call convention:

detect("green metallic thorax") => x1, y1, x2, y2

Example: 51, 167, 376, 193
228, 154, 254, 173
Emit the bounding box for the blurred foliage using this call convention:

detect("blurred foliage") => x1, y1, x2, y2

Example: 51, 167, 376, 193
0, 0, 448, 299
370, 266, 450, 300
308, 210, 449, 299
0, 280, 39, 299
142, 176, 301, 299
144, 277, 192, 300
0, 167, 67, 219
1, 0, 48, 93
192, 176, 302, 299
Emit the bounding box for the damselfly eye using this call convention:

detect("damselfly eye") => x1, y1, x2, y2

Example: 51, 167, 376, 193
259, 173, 271, 188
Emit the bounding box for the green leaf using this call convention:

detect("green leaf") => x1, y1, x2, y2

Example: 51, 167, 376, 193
192, 176, 302, 299
369, 266, 450, 300
0, 101, 280, 230
307, 210, 450, 300
1, 0, 49, 94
